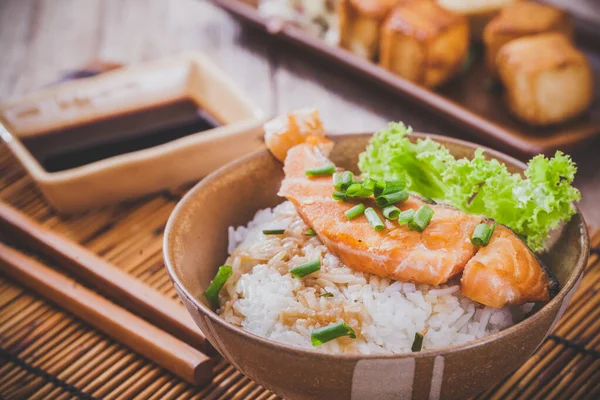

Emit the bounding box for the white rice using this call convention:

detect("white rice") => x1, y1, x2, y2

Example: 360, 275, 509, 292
219, 201, 533, 354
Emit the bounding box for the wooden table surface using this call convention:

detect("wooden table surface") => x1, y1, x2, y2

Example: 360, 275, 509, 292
0, 0, 598, 228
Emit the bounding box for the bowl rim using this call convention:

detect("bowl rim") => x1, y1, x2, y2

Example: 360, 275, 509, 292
164, 132, 590, 360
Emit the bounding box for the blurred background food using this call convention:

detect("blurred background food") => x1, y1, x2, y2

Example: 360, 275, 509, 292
258, 0, 339, 42
497, 33, 593, 126
253, 0, 595, 126
338, 0, 400, 60
483, 1, 572, 76
379, 1, 469, 88
437, 0, 519, 40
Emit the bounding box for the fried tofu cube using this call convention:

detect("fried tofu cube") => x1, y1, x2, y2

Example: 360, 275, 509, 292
483, 2, 572, 76
496, 33, 593, 126
437, 0, 521, 40
380, 1, 469, 88
338, 0, 404, 60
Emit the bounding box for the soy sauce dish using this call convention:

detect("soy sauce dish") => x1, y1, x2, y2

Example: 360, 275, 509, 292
164, 128, 588, 400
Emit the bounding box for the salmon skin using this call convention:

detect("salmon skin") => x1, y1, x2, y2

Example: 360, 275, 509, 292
267, 111, 558, 308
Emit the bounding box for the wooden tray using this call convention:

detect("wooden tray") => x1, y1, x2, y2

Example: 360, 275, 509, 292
214, 0, 600, 157
1, 145, 599, 399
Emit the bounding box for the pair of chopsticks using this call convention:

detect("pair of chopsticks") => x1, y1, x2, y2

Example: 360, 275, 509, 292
0, 201, 212, 385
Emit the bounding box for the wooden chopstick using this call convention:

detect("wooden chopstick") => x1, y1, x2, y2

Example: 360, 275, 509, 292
0, 201, 211, 354
0, 242, 213, 385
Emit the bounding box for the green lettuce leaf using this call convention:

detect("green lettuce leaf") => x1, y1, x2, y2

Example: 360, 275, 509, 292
358, 123, 581, 251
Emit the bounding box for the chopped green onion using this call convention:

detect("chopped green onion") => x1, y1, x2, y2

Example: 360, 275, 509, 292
290, 259, 321, 278
311, 322, 356, 346
262, 229, 285, 235
362, 177, 376, 192
346, 183, 373, 198
398, 209, 415, 225
374, 181, 385, 197
306, 164, 335, 177
374, 179, 406, 197
332, 190, 348, 201
421, 197, 437, 205
382, 205, 401, 220
375, 189, 409, 207
332, 172, 343, 190
408, 206, 434, 232
319, 292, 334, 298
345, 183, 362, 196
305, 228, 316, 236
411, 332, 424, 352
345, 203, 366, 220
204, 265, 233, 308
471, 223, 496, 246
365, 207, 385, 232
360, 183, 374, 197
340, 171, 354, 190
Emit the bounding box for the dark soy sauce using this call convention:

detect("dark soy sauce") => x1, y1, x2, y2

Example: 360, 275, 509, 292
22, 98, 220, 172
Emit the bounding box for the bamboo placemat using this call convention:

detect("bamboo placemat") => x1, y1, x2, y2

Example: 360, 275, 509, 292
0, 144, 598, 400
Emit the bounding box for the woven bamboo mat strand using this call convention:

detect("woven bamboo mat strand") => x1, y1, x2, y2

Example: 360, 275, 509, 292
0, 144, 599, 400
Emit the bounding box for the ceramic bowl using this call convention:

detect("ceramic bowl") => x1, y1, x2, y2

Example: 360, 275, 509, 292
164, 133, 589, 400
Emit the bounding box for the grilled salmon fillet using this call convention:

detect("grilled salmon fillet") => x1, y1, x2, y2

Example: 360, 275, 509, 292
266, 110, 556, 307
280, 142, 482, 286
461, 224, 556, 307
